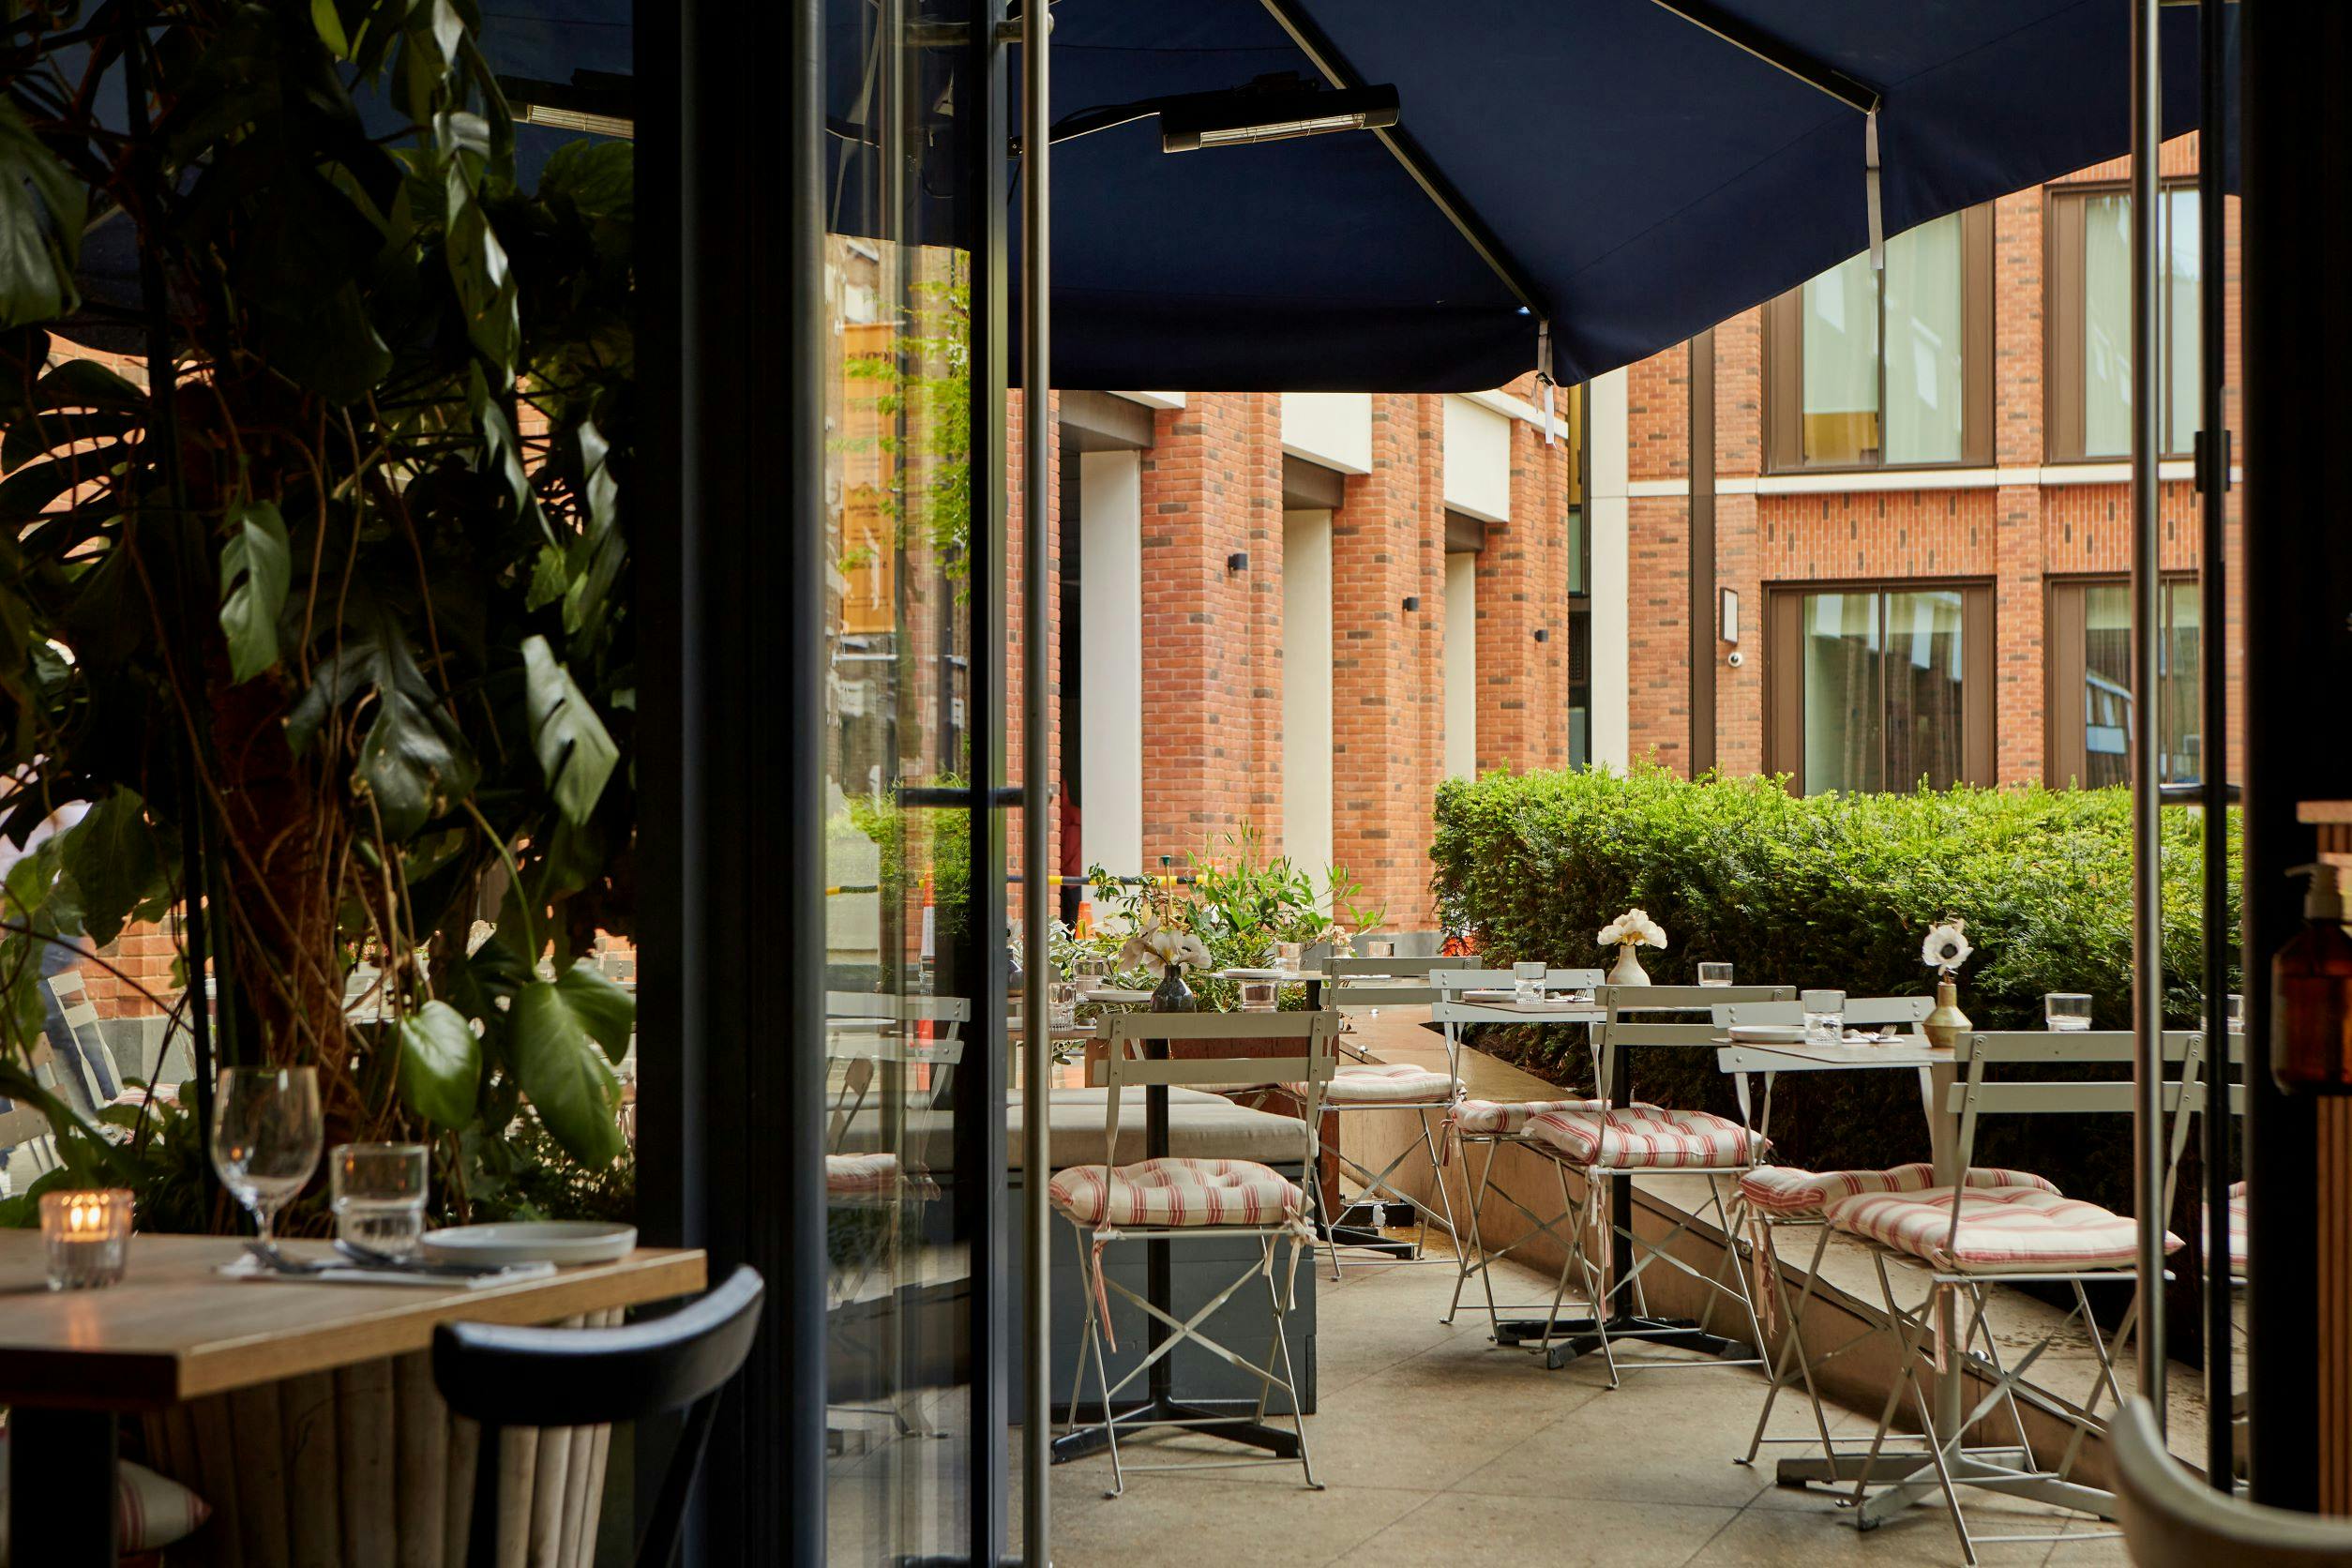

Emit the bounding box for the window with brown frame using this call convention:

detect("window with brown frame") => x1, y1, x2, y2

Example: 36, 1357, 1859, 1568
2045, 183, 2203, 461
1763, 207, 1995, 473
2045, 576, 2203, 788
1765, 581, 1996, 793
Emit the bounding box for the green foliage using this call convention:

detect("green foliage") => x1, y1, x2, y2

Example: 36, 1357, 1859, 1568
0, 0, 639, 1222
1430, 763, 2241, 1214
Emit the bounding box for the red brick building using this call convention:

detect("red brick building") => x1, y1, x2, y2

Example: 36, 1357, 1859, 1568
1605, 137, 2242, 792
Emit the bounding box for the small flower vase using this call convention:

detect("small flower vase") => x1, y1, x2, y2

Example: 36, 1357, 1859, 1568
1151, 963, 1198, 1014
1607, 942, 1651, 988
1923, 975, 1971, 1049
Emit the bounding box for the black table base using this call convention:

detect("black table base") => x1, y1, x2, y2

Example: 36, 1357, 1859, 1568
1048, 1397, 1304, 1463
1489, 1312, 1752, 1370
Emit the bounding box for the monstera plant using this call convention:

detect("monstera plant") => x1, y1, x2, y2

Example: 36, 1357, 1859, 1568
0, 0, 637, 1221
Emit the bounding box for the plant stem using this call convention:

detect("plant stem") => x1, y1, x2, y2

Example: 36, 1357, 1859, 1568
463, 799, 539, 963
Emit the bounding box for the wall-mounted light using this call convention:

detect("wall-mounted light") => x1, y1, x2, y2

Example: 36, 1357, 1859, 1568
1533, 627, 1550, 643
1402, 596, 1422, 612
1720, 587, 1741, 645
1227, 551, 1250, 574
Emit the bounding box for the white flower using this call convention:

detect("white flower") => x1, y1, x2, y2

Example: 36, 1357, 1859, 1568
1600, 907, 1667, 950
1922, 919, 1973, 974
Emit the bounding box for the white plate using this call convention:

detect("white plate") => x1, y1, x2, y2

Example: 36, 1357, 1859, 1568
420, 1221, 638, 1267
1219, 968, 1288, 980
1726, 1024, 1808, 1044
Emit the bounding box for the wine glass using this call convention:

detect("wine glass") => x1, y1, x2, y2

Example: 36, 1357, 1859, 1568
211, 1067, 324, 1248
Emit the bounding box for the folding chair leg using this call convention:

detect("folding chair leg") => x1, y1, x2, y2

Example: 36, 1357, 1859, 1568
1416, 1111, 1460, 1259
1848, 1258, 1937, 1508
1266, 1247, 1324, 1491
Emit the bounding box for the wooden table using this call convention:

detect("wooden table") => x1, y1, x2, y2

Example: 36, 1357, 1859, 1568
0, 1232, 705, 1566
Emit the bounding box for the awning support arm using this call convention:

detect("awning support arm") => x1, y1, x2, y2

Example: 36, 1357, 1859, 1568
1258, 0, 1550, 325
1643, 0, 1883, 115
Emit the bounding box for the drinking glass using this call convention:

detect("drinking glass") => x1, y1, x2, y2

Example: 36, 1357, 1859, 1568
1275, 941, 1304, 974
1801, 989, 1846, 1044
1048, 980, 1079, 1030
2044, 992, 2093, 1032
1239, 980, 1278, 1013
1697, 962, 1735, 988
210, 1066, 324, 1246
330, 1142, 430, 1255
1513, 960, 1547, 1005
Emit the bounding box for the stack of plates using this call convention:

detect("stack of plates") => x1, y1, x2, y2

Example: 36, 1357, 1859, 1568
1725, 1024, 1807, 1044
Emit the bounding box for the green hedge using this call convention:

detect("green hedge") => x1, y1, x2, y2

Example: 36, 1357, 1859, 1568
1428, 765, 2240, 1229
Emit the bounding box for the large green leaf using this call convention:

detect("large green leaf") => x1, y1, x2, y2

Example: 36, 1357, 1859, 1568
219, 500, 292, 684
552, 959, 634, 1064
356, 678, 475, 838
398, 1000, 481, 1126
57, 791, 170, 949
511, 979, 624, 1166
520, 635, 617, 826
0, 102, 84, 328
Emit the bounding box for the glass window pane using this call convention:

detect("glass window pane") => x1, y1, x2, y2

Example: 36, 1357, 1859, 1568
1802, 592, 1883, 792
2081, 583, 2133, 788
1883, 216, 1966, 464
1884, 590, 1968, 789
2165, 188, 2203, 457
1802, 253, 1880, 464
2164, 580, 2202, 783
2084, 194, 2133, 459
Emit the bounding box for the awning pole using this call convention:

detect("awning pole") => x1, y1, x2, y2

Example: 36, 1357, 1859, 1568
1019, 0, 1054, 1559
2196, 0, 2237, 1490
2129, 0, 2170, 1414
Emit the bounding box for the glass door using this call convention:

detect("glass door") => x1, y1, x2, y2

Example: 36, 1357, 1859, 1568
822, 0, 1006, 1559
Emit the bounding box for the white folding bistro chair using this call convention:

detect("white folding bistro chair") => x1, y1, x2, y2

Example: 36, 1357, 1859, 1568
43, 968, 123, 1111
1054, 1008, 1342, 1494
1822, 1028, 2206, 1564
0, 1036, 69, 1195
1443, 981, 1782, 1381
1711, 995, 2059, 1470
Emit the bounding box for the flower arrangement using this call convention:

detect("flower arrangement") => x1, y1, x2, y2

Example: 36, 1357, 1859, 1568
1597, 907, 1666, 987
1921, 917, 1974, 1048
1921, 919, 1973, 977
1116, 910, 1214, 977
1597, 909, 1668, 952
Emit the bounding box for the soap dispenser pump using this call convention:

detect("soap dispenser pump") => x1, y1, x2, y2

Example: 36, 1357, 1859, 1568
2271, 862, 2352, 1093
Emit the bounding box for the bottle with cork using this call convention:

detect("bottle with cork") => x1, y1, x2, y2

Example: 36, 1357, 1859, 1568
2272, 862, 2352, 1093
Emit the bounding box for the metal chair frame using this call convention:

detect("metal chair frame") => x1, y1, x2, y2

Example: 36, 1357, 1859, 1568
1064, 1009, 1342, 1495
1829, 1028, 2208, 1564
1707, 993, 1936, 1470
1440, 982, 1789, 1383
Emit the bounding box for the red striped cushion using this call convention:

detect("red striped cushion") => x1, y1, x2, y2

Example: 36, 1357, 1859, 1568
1739, 1162, 2059, 1219
1520, 1106, 1763, 1170
1294, 1063, 1458, 1105
1825, 1184, 2182, 1274
1450, 1097, 1612, 1136
1047, 1156, 1304, 1229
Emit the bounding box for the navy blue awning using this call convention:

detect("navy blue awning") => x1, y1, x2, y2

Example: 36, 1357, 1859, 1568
1048, 0, 2231, 390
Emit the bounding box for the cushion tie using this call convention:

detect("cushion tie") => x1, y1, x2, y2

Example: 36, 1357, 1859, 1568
1088, 1226, 1123, 1351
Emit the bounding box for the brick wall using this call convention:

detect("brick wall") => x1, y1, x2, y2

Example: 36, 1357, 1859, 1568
1628, 139, 2244, 790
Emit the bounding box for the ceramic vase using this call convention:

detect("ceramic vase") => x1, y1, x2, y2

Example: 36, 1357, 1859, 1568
1922, 975, 1971, 1049
1151, 963, 1198, 1013
1607, 942, 1651, 987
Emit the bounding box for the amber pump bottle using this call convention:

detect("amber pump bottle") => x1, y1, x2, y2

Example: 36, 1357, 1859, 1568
2271, 863, 2352, 1093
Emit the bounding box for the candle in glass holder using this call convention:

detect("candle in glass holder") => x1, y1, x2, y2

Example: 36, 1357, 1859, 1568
40, 1188, 132, 1290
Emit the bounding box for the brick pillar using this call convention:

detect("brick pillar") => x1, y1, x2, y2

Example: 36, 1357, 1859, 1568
1137, 394, 1285, 867
1712, 309, 1766, 774
1006, 389, 1062, 892
1474, 416, 1576, 772
1332, 395, 1445, 929
1624, 344, 1694, 774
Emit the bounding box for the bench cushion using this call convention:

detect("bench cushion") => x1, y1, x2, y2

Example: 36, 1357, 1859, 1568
1449, 1097, 1612, 1136
1825, 1184, 2181, 1274
1047, 1157, 1304, 1229
1739, 1162, 2059, 1219
1294, 1063, 1458, 1106
1521, 1106, 1763, 1170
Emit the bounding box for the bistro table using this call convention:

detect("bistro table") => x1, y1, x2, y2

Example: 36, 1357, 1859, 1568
0, 1231, 705, 1566
1709, 1033, 2098, 1530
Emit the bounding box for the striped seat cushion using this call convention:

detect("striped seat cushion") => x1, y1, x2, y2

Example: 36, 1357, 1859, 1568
1450, 1097, 1612, 1136
1739, 1162, 2060, 1219
1825, 1184, 2182, 1274
1047, 1156, 1304, 1229
2204, 1179, 2248, 1272
1298, 1063, 1459, 1106
826, 1152, 937, 1199
1520, 1106, 1764, 1170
